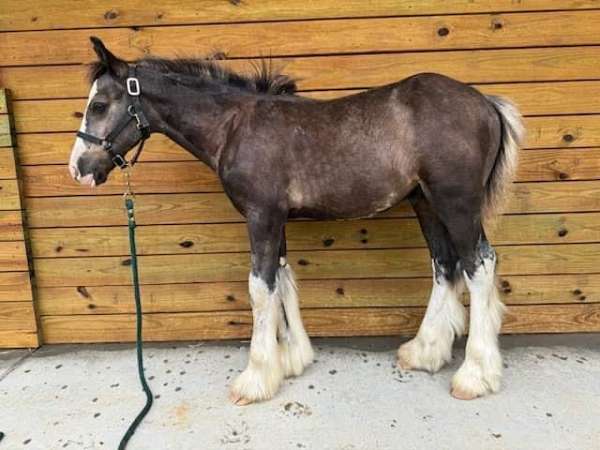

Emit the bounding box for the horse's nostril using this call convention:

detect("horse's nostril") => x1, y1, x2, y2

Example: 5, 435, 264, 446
94, 170, 107, 185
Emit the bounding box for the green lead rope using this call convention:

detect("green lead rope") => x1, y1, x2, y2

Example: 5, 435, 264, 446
119, 197, 154, 450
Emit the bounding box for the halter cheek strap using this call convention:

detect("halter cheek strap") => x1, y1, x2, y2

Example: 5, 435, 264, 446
76, 65, 151, 169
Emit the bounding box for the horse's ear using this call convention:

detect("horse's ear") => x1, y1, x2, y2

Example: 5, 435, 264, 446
89, 36, 127, 78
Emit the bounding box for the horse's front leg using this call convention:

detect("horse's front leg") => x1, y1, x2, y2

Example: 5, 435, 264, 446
229, 211, 286, 405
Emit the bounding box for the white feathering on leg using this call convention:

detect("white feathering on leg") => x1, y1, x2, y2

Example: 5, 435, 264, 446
277, 262, 314, 377
398, 261, 466, 373
230, 274, 284, 404
452, 254, 505, 400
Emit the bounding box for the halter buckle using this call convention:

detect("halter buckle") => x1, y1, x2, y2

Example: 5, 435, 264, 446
112, 154, 128, 169
126, 77, 141, 96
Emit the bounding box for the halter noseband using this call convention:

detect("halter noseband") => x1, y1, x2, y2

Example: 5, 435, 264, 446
76, 65, 151, 169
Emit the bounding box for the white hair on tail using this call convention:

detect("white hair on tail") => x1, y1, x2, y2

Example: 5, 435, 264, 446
483, 95, 525, 224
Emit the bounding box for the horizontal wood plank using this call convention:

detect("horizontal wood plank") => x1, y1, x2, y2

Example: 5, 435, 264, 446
0, 302, 37, 331
517, 148, 600, 182
23, 180, 600, 228
0, 329, 38, 348
11, 109, 600, 150
31, 244, 600, 287
17, 132, 192, 165
0, 241, 28, 272
22, 161, 221, 196
0, 149, 17, 179
0, 211, 24, 241
6, 46, 600, 100
0, 90, 6, 114
3, 0, 598, 31
35, 274, 600, 316
0, 272, 32, 302
14, 80, 600, 136
27, 213, 600, 258
0, 115, 11, 147
15, 91, 600, 164
4, 11, 600, 66
19, 147, 600, 198
0, 179, 21, 210
39, 303, 600, 343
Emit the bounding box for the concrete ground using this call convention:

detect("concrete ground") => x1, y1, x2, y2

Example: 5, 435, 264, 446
1, 335, 599, 450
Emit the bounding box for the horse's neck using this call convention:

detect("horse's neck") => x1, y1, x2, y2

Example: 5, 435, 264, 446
153, 87, 246, 171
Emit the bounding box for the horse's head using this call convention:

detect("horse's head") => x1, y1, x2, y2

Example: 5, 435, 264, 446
69, 37, 149, 186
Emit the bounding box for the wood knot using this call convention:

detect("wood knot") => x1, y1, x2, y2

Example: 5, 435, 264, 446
55, 245, 63, 253
225, 294, 236, 302
31, 16, 38, 22
579, 295, 587, 301
361, 238, 368, 244
491, 19, 504, 30
562, 134, 575, 143
229, 0, 241, 5
179, 240, 194, 248
73, 111, 84, 118
437, 27, 450, 37
572, 288, 582, 295
499, 279, 512, 293
336, 287, 345, 296
76, 286, 90, 299
322, 238, 335, 247
360, 228, 368, 235
557, 227, 568, 237
87, 303, 96, 309
121, 258, 132, 266
558, 171, 569, 180
297, 259, 309, 266
104, 9, 119, 20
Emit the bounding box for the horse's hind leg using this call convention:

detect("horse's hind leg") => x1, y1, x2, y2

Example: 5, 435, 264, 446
229, 211, 286, 405
432, 196, 505, 400
277, 227, 314, 377
450, 229, 505, 400
397, 189, 466, 373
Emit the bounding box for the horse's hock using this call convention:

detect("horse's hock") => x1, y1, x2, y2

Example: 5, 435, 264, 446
2, 1, 600, 347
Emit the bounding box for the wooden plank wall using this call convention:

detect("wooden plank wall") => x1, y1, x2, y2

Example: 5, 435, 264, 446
0, 89, 38, 348
1, 1, 600, 344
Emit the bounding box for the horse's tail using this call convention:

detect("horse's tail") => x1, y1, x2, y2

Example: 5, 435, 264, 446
482, 95, 525, 225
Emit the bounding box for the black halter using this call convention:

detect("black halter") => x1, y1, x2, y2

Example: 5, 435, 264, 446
76, 65, 151, 169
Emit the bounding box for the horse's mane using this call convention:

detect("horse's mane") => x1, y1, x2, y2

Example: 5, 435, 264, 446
89, 55, 297, 96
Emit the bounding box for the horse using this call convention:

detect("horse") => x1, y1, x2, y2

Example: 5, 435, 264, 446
70, 37, 524, 405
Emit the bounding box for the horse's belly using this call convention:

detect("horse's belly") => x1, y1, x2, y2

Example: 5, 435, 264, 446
288, 177, 417, 220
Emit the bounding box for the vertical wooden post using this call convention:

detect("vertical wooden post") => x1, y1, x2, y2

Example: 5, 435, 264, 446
0, 89, 39, 348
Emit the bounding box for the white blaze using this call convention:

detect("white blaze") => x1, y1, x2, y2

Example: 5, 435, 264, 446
69, 80, 98, 181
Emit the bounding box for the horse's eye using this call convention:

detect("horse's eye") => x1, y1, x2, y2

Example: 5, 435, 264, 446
90, 102, 107, 114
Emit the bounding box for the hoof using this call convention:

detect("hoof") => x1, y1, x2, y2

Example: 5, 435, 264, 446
229, 360, 283, 406
228, 390, 254, 406
396, 345, 415, 371
450, 386, 479, 401
397, 336, 451, 374
451, 360, 501, 401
